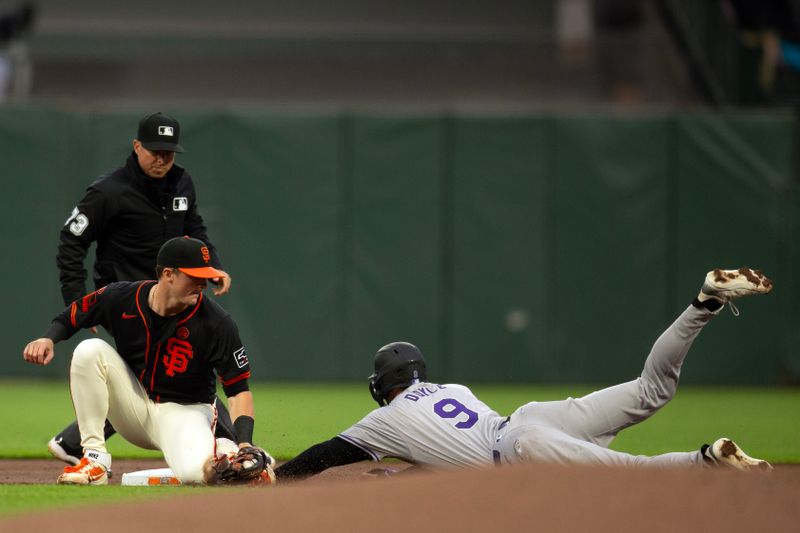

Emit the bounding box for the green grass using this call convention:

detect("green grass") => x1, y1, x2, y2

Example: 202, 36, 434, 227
2, 380, 798, 462
0, 380, 798, 516
0, 485, 220, 516
473, 384, 800, 463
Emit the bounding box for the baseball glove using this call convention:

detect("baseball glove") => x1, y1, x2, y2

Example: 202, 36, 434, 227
211, 446, 273, 485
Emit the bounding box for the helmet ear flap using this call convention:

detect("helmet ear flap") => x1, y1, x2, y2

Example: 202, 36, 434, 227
368, 377, 385, 406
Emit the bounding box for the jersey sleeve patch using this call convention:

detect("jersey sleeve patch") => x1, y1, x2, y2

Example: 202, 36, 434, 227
65, 207, 89, 236
233, 346, 248, 369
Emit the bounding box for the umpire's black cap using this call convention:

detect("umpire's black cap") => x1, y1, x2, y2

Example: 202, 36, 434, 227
137, 112, 184, 153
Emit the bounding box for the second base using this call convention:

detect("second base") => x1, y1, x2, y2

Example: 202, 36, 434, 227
120, 467, 181, 486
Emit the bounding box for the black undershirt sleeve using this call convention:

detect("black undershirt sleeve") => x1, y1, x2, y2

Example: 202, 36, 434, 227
43, 320, 70, 343
274, 436, 371, 481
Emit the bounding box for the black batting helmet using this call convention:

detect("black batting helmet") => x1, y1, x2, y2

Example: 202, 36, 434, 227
368, 342, 427, 406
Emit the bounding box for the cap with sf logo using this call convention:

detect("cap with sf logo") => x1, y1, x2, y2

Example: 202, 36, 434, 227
156, 236, 225, 278
157, 236, 224, 278
137, 112, 184, 153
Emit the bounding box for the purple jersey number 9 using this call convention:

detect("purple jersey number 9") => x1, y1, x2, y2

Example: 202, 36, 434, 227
433, 398, 478, 429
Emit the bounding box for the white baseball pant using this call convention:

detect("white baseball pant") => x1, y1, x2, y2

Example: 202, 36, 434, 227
69, 338, 218, 483
493, 305, 714, 467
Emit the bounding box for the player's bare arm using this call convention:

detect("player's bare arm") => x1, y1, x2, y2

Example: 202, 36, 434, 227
23, 338, 55, 366
227, 390, 255, 446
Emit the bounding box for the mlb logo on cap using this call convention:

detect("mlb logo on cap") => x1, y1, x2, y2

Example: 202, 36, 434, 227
137, 112, 184, 153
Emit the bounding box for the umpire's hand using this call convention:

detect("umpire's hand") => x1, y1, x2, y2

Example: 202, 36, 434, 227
23, 338, 55, 366
211, 270, 232, 296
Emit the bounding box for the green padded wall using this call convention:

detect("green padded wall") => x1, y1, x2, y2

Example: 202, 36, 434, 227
450, 117, 550, 381
2, 108, 85, 377
180, 113, 343, 380
672, 114, 793, 383
346, 117, 445, 379
549, 116, 673, 383
2, 108, 796, 384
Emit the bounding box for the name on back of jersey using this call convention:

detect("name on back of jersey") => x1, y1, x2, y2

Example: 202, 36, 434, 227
403, 383, 447, 402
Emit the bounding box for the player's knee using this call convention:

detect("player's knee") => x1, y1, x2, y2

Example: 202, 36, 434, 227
638, 377, 673, 411
171, 459, 209, 485
71, 338, 110, 370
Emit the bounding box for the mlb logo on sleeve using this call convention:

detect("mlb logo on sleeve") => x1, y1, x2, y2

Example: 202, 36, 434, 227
172, 197, 188, 211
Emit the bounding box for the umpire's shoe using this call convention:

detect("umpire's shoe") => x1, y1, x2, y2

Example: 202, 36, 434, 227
47, 437, 80, 466
697, 267, 773, 315
702, 438, 773, 471
57, 451, 111, 485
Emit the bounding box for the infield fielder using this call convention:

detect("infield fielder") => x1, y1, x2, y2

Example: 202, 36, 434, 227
24, 237, 273, 485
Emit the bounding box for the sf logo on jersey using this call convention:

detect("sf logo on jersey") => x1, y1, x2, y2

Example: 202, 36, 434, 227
163, 338, 194, 377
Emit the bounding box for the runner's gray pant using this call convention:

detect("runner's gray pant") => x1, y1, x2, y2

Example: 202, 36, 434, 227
493, 305, 714, 467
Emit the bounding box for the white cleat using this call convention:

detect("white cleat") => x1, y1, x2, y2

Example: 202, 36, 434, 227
703, 438, 773, 471
698, 268, 773, 315
700, 268, 773, 302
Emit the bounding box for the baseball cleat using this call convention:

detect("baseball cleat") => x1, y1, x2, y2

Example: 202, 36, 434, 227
48, 436, 113, 477
47, 437, 80, 466
57, 457, 110, 485
702, 438, 773, 471
698, 268, 773, 315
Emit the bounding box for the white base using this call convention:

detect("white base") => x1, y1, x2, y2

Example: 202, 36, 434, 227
119, 439, 239, 486
120, 467, 181, 486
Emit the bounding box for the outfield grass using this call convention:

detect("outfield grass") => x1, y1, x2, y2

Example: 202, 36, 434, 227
2, 380, 798, 462
0, 380, 797, 517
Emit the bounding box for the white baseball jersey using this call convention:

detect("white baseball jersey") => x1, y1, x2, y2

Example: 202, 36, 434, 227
338, 382, 505, 469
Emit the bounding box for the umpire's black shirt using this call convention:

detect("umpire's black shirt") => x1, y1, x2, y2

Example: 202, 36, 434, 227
57, 153, 222, 305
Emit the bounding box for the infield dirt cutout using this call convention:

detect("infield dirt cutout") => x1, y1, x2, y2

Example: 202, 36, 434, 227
1, 459, 798, 532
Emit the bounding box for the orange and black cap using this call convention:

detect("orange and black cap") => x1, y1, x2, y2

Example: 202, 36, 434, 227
156, 236, 223, 279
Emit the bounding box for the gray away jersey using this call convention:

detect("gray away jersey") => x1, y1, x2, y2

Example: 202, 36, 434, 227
339, 382, 504, 468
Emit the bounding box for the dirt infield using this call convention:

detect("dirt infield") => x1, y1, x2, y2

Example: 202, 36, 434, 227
0, 458, 389, 485
1, 460, 799, 532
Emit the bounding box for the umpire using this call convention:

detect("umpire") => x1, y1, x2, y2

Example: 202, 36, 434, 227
49, 112, 236, 468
